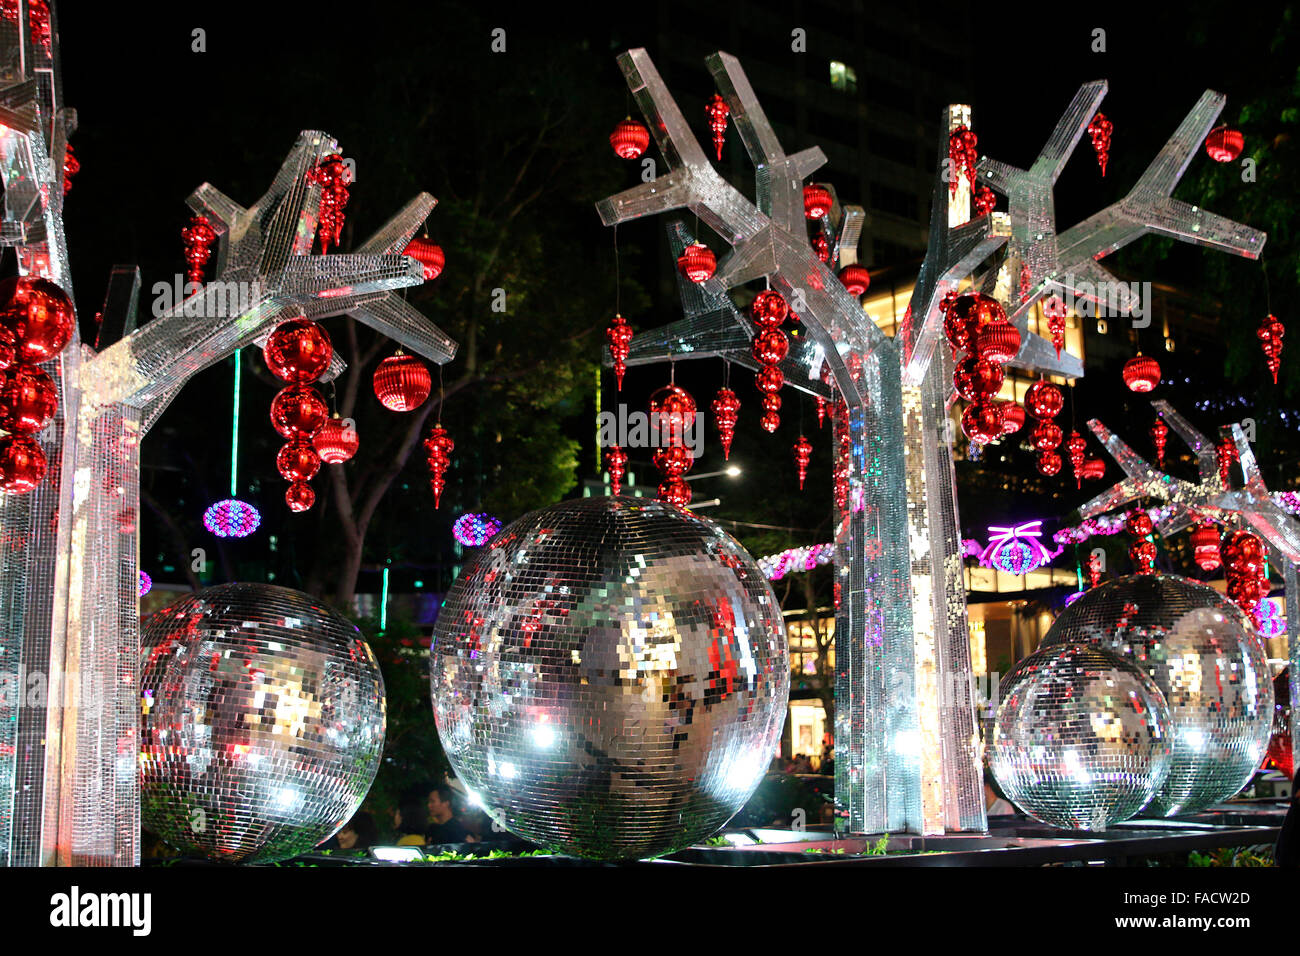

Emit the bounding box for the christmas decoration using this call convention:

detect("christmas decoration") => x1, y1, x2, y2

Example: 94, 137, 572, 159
1224, 528, 1267, 614
1216, 434, 1238, 486
1204, 125, 1244, 163
811, 231, 829, 263
803, 183, 832, 219
1025, 380, 1064, 420
606, 313, 633, 391
1000, 401, 1025, 434
1266, 666, 1293, 779
1127, 509, 1158, 574
973, 185, 995, 217
815, 394, 827, 428
140, 583, 385, 863
403, 236, 445, 280
452, 512, 503, 547
992, 641, 1172, 831
947, 125, 977, 194
1257, 313, 1284, 384
180, 215, 218, 288
307, 153, 351, 252
676, 241, 716, 283
137, 570, 151, 598
1042, 294, 1067, 358
1150, 415, 1168, 468
837, 264, 870, 297
264, 317, 333, 383
1040, 574, 1272, 816
1086, 551, 1103, 588
650, 383, 695, 506
312, 414, 359, 464
1122, 354, 1161, 392
285, 480, 315, 513
604, 444, 627, 495
202, 499, 262, 539
0, 275, 75, 364
428, 496, 788, 859
269, 383, 328, 439
61, 142, 78, 195
1036, 450, 1062, 477
424, 423, 454, 509
0, 363, 56, 433
609, 117, 651, 159
275, 439, 321, 483
373, 351, 432, 412
0, 435, 46, 492
793, 435, 812, 489
1087, 112, 1113, 176
961, 401, 1004, 445
711, 386, 739, 460
978, 521, 1062, 575
705, 93, 730, 161
976, 321, 1021, 364
749, 292, 788, 432
1189, 521, 1221, 572
1081, 457, 1106, 480
1066, 429, 1087, 489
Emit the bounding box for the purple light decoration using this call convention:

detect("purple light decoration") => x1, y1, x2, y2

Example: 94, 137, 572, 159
978, 521, 1061, 575
139, 571, 152, 597
203, 498, 261, 538
1053, 505, 1175, 547
759, 542, 835, 581
453, 512, 502, 547
1063, 590, 1085, 608
1255, 597, 1286, 638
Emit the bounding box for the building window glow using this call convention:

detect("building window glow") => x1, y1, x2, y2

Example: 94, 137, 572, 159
829, 61, 857, 93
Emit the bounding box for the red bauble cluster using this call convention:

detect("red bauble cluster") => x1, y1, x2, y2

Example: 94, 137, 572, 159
424, 424, 454, 509
0, 277, 75, 494
312, 414, 359, 465
947, 125, 978, 196
1086, 550, 1103, 589
373, 351, 432, 412
706, 94, 730, 161
792, 435, 813, 490
677, 242, 716, 284
1150, 415, 1169, 468
1127, 509, 1158, 575
1223, 529, 1268, 614
650, 384, 695, 507
1025, 379, 1065, 475
264, 318, 333, 512
1122, 354, 1161, 393
943, 292, 1022, 447
750, 290, 789, 433
180, 215, 218, 288
1205, 126, 1244, 163
1258, 313, 1285, 385
1087, 112, 1113, 177
803, 184, 833, 220
606, 314, 633, 391
1190, 521, 1221, 573
308, 153, 351, 253
973, 186, 996, 217
605, 445, 627, 495
711, 386, 740, 460
403, 237, 445, 280
609, 118, 651, 160
1217, 435, 1239, 487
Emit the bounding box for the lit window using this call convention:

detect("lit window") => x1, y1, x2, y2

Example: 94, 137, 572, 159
829, 61, 857, 93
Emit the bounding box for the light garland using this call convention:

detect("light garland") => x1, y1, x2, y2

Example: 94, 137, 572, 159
203, 498, 262, 538
759, 542, 835, 581
452, 512, 502, 547
978, 521, 1062, 575
1052, 504, 1176, 547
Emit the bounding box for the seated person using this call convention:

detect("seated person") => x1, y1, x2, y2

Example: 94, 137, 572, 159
425, 783, 472, 845
392, 797, 428, 846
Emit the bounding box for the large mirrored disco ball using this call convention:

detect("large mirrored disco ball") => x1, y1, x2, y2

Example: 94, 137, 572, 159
992, 642, 1173, 830
1039, 574, 1273, 816
140, 583, 386, 863
430, 496, 789, 860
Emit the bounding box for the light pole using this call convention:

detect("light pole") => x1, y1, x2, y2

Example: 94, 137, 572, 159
686, 465, 742, 482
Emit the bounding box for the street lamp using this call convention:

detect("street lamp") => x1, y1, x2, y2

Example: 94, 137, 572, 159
686, 465, 742, 482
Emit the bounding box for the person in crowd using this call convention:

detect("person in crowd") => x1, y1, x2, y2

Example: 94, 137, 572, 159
392, 796, 428, 846
425, 782, 472, 845
336, 810, 378, 853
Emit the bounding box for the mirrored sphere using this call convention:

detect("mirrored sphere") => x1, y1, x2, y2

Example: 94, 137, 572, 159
140, 583, 386, 863
993, 642, 1173, 830
1039, 574, 1273, 816
430, 497, 789, 860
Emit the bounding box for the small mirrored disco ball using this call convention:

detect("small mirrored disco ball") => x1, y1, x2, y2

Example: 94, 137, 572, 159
993, 641, 1173, 830
430, 496, 789, 860
140, 583, 386, 863
1039, 574, 1273, 816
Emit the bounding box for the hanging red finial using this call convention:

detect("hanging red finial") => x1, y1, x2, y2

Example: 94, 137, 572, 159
180, 215, 218, 288
816, 395, 827, 428
1043, 294, 1067, 358
1217, 435, 1238, 487
424, 424, 454, 509
706, 94, 730, 161
1150, 416, 1168, 468
1086, 550, 1103, 589
606, 314, 633, 391
1087, 113, 1113, 176
308, 153, 351, 252
793, 435, 813, 490
711, 387, 740, 460
1065, 430, 1087, 490
1258, 313, 1285, 384
605, 445, 627, 496
651, 384, 695, 507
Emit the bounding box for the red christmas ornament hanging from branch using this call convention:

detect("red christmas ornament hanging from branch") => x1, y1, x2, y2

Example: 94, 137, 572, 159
403, 237, 445, 280
1086, 550, 1103, 588
181, 214, 218, 288
1122, 354, 1161, 393
606, 314, 633, 391
1217, 435, 1239, 487
973, 186, 995, 217
373, 351, 432, 412
705, 94, 730, 161
711, 386, 740, 460
1150, 415, 1168, 468
1223, 529, 1266, 614
424, 423, 454, 509
1190, 521, 1221, 572
650, 383, 695, 507
1087, 112, 1113, 176
792, 435, 812, 490
1042, 294, 1067, 358
609, 118, 651, 159
605, 445, 627, 495
1258, 313, 1284, 384
308, 153, 351, 253
1065, 429, 1087, 490
751, 290, 789, 433
677, 242, 716, 283
1127, 509, 1157, 575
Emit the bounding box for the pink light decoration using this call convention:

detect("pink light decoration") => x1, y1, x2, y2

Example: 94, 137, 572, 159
1052, 505, 1175, 547
138, 571, 152, 597
978, 521, 1061, 575
202, 499, 261, 538
452, 512, 502, 547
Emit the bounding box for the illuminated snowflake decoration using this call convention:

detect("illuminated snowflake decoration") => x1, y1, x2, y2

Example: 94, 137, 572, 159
452, 512, 502, 547
203, 499, 262, 539
978, 521, 1062, 575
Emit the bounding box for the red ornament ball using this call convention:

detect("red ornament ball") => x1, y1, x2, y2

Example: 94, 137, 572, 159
803, 184, 833, 220
285, 480, 316, 513
1036, 450, 1063, 477
264, 318, 332, 383
759, 410, 781, 433
1223, 530, 1265, 572
1122, 355, 1161, 393
837, 264, 871, 297
609, 118, 651, 160
751, 329, 789, 365
677, 243, 717, 283
761, 392, 782, 413
0, 364, 57, 433
1204, 126, 1244, 163
976, 321, 1022, 364
0, 276, 75, 364
999, 402, 1025, 434
276, 440, 322, 482
1126, 510, 1155, 538
949, 292, 1006, 331
1190, 523, 1222, 572
269, 384, 328, 439
961, 401, 1003, 445
653, 444, 693, 478
0, 323, 15, 370
1081, 457, 1106, 480
1030, 420, 1064, 452
403, 237, 445, 280
1024, 380, 1064, 420
953, 355, 1004, 402
755, 364, 785, 393
373, 352, 432, 412
0, 435, 46, 493
751, 290, 789, 327
312, 415, 359, 464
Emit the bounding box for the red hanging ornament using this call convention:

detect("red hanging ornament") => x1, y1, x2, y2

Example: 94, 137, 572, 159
1024, 380, 1064, 420
947, 125, 978, 195
653, 443, 693, 478
1065, 430, 1088, 489
1150, 416, 1169, 468
1043, 294, 1067, 358
1081, 457, 1106, 480
609, 118, 651, 159
1126, 510, 1157, 575
960, 401, 1003, 445
803, 184, 833, 220
1224, 530, 1266, 613
403, 237, 445, 280
943, 307, 971, 358
705, 94, 730, 161
811, 232, 830, 264
761, 393, 782, 413
0, 434, 47, 493
953, 355, 1004, 402
307, 153, 351, 253
1086, 551, 1103, 588
973, 186, 996, 217
312, 414, 359, 464
1205, 126, 1244, 163
1030, 420, 1064, 451
1257, 313, 1285, 384
424, 424, 454, 509
285, 480, 315, 514
1190, 522, 1221, 572
1036, 450, 1063, 477
276, 440, 321, 482
1217, 435, 1239, 486
264, 318, 332, 383
754, 365, 785, 393
269, 384, 328, 439
793, 435, 812, 490
62, 143, 79, 196
751, 290, 789, 327
605, 445, 627, 495
606, 314, 633, 392
759, 411, 781, 434
816, 395, 827, 429
0, 275, 75, 364
1087, 112, 1113, 176
373, 352, 432, 412
999, 401, 1025, 435
659, 476, 693, 508
837, 264, 871, 297
180, 215, 218, 288
0, 364, 56, 434
650, 384, 696, 448
677, 242, 717, 283
1122, 354, 1161, 393
752, 328, 789, 365
976, 321, 1022, 364
711, 387, 740, 460
0, 324, 15, 371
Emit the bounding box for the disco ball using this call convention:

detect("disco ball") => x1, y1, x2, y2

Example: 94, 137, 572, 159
140, 583, 386, 863
430, 496, 789, 860
1039, 573, 1273, 816
992, 641, 1173, 830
